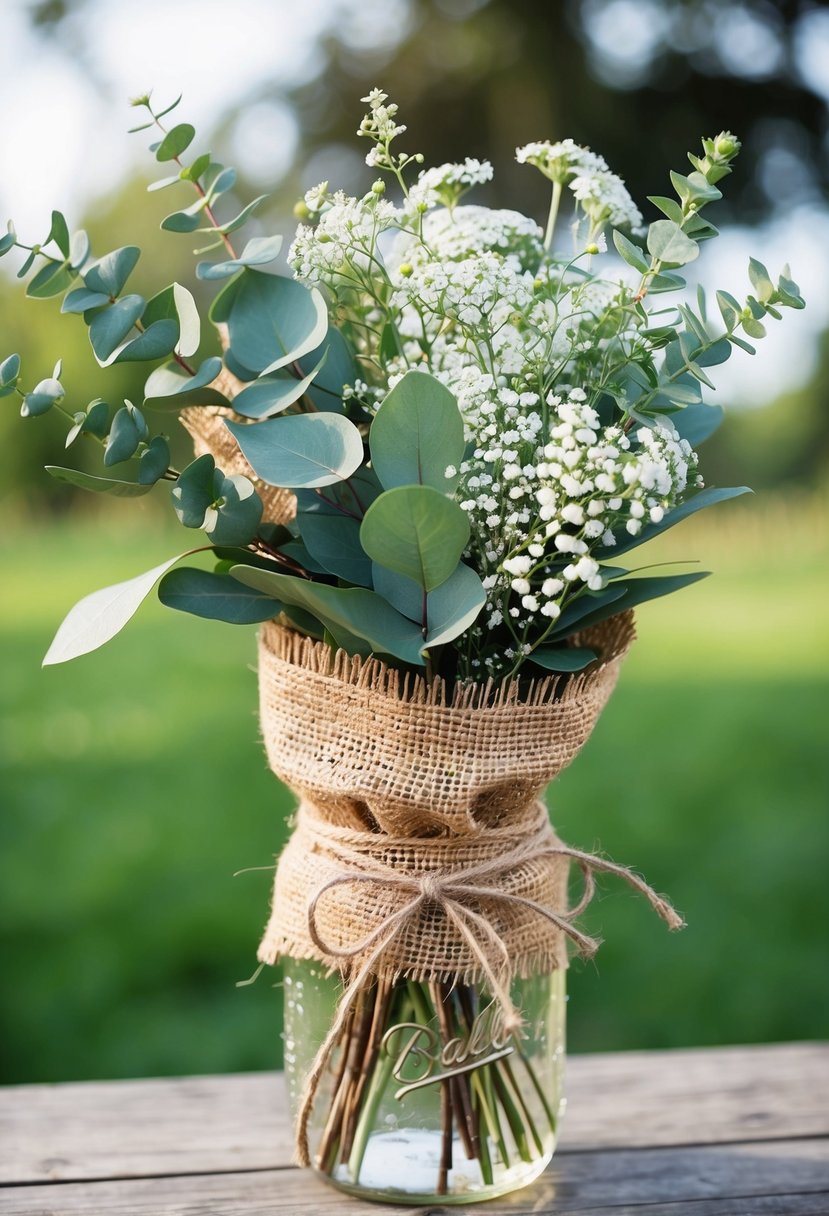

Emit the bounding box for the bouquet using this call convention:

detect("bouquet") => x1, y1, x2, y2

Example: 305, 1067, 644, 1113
3, 89, 804, 1203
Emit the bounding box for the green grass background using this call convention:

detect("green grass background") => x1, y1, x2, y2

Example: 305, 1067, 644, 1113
1, 496, 827, 1084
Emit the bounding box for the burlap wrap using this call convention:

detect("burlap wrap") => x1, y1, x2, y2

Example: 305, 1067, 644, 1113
256, 611, 639, 988
180, 329, 296, 527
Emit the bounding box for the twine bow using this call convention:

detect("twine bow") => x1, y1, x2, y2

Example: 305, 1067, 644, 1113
293, 806, 683, 1165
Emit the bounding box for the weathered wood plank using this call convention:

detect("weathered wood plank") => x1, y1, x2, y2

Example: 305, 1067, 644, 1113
0, 1139, 827, 1214
1, 1042, 826, 1186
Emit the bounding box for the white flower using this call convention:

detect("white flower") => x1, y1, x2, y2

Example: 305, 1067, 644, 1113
521, 594, 540, 612
511, 577, 531, 595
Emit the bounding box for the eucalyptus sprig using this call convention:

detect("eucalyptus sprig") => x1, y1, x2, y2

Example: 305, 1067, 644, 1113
2, 92, 805, 682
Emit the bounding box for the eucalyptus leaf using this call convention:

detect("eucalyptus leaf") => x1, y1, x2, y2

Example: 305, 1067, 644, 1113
647, 221, 699, 266
62, 287, 110, 314
196, 235, 284, 281
672, 402, 724, 446
45, 465, 155, 497
295, 328, 356, 411
360, 484, 469, 592
106, 318, 179, 365
171, 454, 216, 528
220, 195, 268, 235
158, 567, 282, 624
138, 435, 171, 485
0, 353, 20, 387
143, 357, 226, 407
612, 230, 649, 272
225, 269, 328, 375
597, 486, 751, 558
554, 572, 710, 638
83, 246, 140, 297
226, 412, 364, 488
370, 370, 465, 491
21, 377, 64, 417
528, 646, 597, 672
231, 354, 325, 420
372, 560, 486, 646
104, 405, 141, 465
88, 294, 145, 362
26, 260, 76, 300
47, 210, 70, 257
299, 512, 372, 585
160, 208, 203, 234
203, 474, 263, 546
43, 552, 193, 665
156, 123, 196, 162
229, 565, 426, 664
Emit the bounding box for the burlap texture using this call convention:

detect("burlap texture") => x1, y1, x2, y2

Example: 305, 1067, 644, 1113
180, 335, 296, 526
256, 613, 636, 986
257, 612, 635, 837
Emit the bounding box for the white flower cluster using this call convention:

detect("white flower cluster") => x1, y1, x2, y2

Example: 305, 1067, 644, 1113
407, 158, 494, 211
358, 89, 407, 167
389, 206, 543, 275
516, 138, 643, 234
288, 190, 401, 285
391, 249, 535, 332
454, 390, 697, 636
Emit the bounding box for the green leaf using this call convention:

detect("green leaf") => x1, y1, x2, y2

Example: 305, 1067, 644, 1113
372, 560, 486, 646
160, 207, 203, 233
81, 399, 109, 437
203, 474, 263, 546
742, 316, 766, 340
171, 454, 216, 528
62, 286, 110, 314
370, 370, 465, 492
556, 573, 711, 638
220, 195, 268, 235
180, 152, 211, 183
43, 553, 193, 665
104, 405, 142, 465
45, 465, 155, 497
26, 260, 76, 300
143, 357, 226, 407
599, 486, 751, 557
107, 319, 179, 365
172, 282, 200, 357
716, 290, 742, 330
156, 123, 196, 162
296, 329, 356, 411
0, 353, 20, 387
158, 567, 281, 623
647, 221, 699, 266
612, 230, 649, 272
196, 235, 284, 280
21, 376, 64, 417
69, 229, 90, 270
647, 195, 683, 223
672, 403, 724, 446
207, 165, 237, 196
226, 268, 329, 376
670, 170, 722, 206
226, 412, 363, 488
550, 584, 629, 635
138, 435, 171, 485
229, 565, 426, 664
360, 485, 469, 592
299, 513, 371, 586
147, 174, 181, 193
88, 294, 144, 362
47, 210, 70, 257
83, 246, 140, 297
0, 221, 15, 256
528, 646, 597, 672
231, 355, 325, 420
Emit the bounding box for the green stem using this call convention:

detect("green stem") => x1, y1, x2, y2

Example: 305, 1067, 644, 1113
543, 181, 563, 254
346, 993, 414, 1183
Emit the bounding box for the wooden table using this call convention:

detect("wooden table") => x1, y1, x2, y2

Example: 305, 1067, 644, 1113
1, 1042, 827, 1214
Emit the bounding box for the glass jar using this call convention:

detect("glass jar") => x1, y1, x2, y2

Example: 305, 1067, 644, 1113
283, 959, 566, 1205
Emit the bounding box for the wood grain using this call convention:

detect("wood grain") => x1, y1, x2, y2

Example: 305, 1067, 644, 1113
1, 1042, 826, 1186
0, 1139, 827, 1214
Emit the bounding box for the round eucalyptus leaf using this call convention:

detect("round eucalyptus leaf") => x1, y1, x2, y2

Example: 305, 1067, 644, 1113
225, 268, 328, 375
220, 195, 268, 235
299, 512, 372, 586
226, 412, 364, 489
160, 208, 203, 234
647, 221, 699, 267
372, 559, 486, 646
69, 229, 90, 271
171, 453, 215, 528
82, 399, 110, 437
0, 353, 20, 387
360, 484, 470, 592
370, 370, 465, 492
104, 405, 141, 465
83, 246, 141, 297
144, 357, 225, 407
26, 260, 76, 300
203, 474, 263, 546
295, 328, 356, 412
21, 376, 65, 418
138, 435, 171, 485
61, 287, 110, 315
231, 355, 325, 420
106, 318, 179, 366
156, 122, 196, 162
89, 294, 145, 363
196, 235, 284, 281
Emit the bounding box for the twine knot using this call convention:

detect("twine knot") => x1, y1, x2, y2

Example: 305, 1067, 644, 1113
418, 871, 444, 902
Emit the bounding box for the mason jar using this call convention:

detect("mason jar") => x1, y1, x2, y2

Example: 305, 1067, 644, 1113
282, 958, 566, 1205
